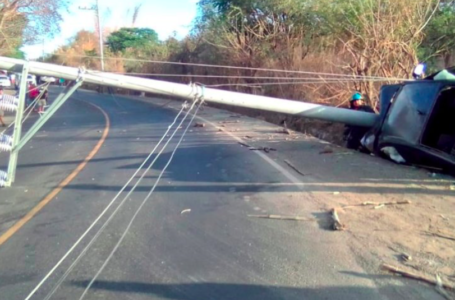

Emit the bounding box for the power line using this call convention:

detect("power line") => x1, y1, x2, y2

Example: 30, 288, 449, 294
97, 72, 405, 82
78, 99, 204, 300
50, 53, 402, 80
30, 100, 193, 300
206, 78, 400, 88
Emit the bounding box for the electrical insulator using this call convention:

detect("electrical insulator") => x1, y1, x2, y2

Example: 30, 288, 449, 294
0, 95, 19, 112
0, 134, 13, 152
0, 170, 7, 187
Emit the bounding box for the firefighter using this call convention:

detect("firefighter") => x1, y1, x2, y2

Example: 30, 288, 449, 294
344, 92, 374, 151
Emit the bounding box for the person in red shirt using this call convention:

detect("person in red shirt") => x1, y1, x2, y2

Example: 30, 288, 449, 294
28, 83, 39, 107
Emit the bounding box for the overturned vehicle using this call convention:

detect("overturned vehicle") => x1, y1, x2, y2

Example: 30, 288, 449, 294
361, 67, 455, 173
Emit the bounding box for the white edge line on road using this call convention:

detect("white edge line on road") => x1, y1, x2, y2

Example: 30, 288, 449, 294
194, 114, 305, 188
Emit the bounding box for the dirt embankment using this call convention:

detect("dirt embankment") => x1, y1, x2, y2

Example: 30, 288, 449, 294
209, 102, 347, 146
195, 105, 455, 298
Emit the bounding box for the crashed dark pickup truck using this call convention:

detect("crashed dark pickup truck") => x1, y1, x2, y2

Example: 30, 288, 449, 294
361, 67, 455, 174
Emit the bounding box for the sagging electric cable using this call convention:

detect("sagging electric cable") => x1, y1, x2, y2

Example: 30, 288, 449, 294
206, 78, 399, 88
0, 83, 50, 151
78, 97, 205, 300
97, 72, 405, 82
30, 99, 197, 300
59, 54, 402, 80
0, 82, 50, 134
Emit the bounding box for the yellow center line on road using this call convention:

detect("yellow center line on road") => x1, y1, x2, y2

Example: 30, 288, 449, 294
0, 101, 110, 247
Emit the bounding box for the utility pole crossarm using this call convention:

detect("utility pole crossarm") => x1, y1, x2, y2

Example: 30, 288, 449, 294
0, 57, 379, 127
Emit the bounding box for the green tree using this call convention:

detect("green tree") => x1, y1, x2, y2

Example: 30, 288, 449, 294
421, 2, 455, 69
0, 0, 67, 55
107, 27, 160, 53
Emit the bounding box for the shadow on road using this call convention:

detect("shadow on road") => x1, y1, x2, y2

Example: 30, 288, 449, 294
60, 143, 455, 197
70, 281, 401, 300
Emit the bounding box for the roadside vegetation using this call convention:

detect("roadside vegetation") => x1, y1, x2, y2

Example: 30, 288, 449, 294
38, 0, 454, 107
3, 0, 455, 137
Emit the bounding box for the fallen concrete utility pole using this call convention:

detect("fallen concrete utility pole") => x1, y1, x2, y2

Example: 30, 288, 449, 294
0, 57, 379, 127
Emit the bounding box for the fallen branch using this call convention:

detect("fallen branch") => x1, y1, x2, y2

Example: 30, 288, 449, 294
319, 146, 334, 154
220, 120, 240, 124
238, 142, 251, 148
248, 214, 312, 221
277, 121, 291, 135
382, 264, 454, 291
425, 231, 455, 242
319, 149, 334, 154
250, 147, 277, 153
343, 200, 412, 209
284, 159, 305, 176
436, 274, 453, 300
330, 208, 345, 231
277, 128, 291, 135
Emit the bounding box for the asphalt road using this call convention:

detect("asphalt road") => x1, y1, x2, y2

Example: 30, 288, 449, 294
0, 87, 442, 300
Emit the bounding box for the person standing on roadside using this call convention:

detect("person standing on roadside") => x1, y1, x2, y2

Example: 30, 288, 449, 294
28, 82, 39, 107
38, 89, 48, 114
9, 73, 16, 87
344, 92, 375, 151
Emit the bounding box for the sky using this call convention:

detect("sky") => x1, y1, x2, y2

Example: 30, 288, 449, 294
22, 0, 199, 59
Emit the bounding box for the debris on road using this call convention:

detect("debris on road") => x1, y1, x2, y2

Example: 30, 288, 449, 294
330, 208, 345, 231
238, 142, 252, 148
343, 200, 412, 209
401, 253, 412, 262
374, 204, 386, 210
194, 122, 206, 128
181, 209, 191, 214
335, 152, 354, 156
319, 146, 334, 154
284, 159, 305, 176
277, 120, 292, 135
436, 275, 454, 300
381, 264, 454, 291
425, 231, 455, 242
250, 147, 277, 153
277, 128, 291, 135
219, 120, 240, 124
248, 214, 312, 222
